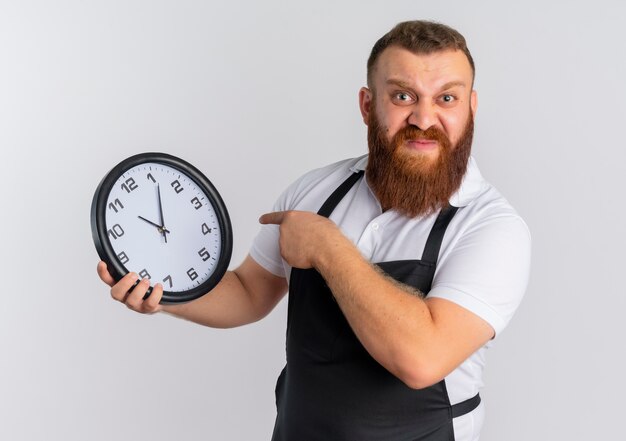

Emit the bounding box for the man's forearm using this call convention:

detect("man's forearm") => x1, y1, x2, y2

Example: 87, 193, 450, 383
314, 239, 439, 387
258, 210, 493, 388
162, 256, 287, 329
259, 210, 440, 384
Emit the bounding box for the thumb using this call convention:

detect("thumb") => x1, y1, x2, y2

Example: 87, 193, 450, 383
97, 261, 116, 287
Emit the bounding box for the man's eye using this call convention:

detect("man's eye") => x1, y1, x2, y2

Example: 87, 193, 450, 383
441, 94, 456, 103
393, 92, 413, 103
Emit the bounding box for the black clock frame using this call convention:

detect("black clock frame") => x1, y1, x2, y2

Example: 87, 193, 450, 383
91, 152, 233, 304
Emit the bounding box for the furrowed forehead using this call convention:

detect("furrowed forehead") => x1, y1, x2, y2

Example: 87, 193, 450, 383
368, 45, 475, 89
371, 48, 473, 91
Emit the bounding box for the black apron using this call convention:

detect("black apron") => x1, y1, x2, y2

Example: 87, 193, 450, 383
271, 170, 480, 441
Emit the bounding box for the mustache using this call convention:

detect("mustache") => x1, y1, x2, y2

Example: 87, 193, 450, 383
393, 125, 451, 147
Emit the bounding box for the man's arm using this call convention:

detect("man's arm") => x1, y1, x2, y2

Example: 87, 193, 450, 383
260, 210, 494, 389
97, 255, 287, 328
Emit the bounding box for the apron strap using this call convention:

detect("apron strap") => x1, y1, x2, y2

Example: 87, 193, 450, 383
420, 204, 459, 265
317, 170, 364, 218
451, 393, 481, 418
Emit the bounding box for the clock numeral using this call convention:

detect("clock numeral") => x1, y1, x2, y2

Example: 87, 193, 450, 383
163, 275, 173, 289
201, 223, 212, 235
121, 177, 138, 193
187, 268, 198, 281
191, 197, 202, 210
171, 180, 183, 194
139, 269, 151, 279
107, 224, 125, 240
147, 173, 156, 183
117, 251, 129, 265
108, 198, 124, 213
198, 247, 210, 261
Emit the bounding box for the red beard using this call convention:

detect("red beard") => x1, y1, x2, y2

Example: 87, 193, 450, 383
365, 108, 474, 218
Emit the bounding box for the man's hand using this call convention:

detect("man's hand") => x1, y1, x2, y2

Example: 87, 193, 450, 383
97, 256, 288, 327
97, 261, 164, 314
259, 210, 348, 270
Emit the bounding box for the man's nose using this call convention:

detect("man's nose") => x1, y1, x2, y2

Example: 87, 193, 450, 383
407, 102, 437, 131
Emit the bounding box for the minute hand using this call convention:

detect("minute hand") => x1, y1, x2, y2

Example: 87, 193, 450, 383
156, 184, 168, 243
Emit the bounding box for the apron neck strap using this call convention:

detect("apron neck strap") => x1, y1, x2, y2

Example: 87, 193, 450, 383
317, 170, 364, 218
316, 169, 458, 266
421, 204, 459, 265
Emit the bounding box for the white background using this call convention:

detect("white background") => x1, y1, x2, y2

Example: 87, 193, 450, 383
1, 0, 624, 439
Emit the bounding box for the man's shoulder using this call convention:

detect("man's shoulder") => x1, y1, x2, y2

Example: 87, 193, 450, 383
452, 181, 531, 252
296, 155, 366, 185
275, 156, 366, 211
449, 157, 530, 242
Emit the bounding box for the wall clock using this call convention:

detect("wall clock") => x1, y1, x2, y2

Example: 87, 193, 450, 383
91, 152, 232, 304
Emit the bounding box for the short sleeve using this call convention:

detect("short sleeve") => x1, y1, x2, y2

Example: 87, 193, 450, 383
249, 191, 289, 278
428, 214, 531, 337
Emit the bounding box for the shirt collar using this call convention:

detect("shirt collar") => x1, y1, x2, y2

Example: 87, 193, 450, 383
352, 154, 487, 208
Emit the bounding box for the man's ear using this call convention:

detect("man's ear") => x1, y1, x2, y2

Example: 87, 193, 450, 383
470, 90, 478, 116
359, 87, 373, 125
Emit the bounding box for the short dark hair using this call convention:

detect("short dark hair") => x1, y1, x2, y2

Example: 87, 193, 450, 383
367, 20, 475, 88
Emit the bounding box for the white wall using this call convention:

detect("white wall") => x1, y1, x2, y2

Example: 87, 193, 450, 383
1, 0, 623, 439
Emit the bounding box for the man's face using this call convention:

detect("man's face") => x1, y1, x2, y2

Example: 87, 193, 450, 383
360, 46, 477, 217
360, 47, 477, 166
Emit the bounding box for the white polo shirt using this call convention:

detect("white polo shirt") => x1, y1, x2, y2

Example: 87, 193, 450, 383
250, 154, 531, 441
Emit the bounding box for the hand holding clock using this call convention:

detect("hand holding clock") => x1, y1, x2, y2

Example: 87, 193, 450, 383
97, 261, 164, 313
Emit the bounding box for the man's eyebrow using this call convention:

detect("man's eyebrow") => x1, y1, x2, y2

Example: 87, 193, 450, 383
385, 79, 413, 89
385, 79, 468, 91
439, 81, 467, 90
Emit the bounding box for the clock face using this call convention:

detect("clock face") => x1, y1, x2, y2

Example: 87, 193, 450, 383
92, 153, 232, 303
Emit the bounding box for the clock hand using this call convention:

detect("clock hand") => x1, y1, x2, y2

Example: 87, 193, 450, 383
137, 215, 171, 235
156, 184, 168, 243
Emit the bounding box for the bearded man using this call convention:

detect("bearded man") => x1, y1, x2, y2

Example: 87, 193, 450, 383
99, 20, 531, 441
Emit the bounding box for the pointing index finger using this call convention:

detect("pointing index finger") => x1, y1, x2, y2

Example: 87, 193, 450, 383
259, 211, 285, 225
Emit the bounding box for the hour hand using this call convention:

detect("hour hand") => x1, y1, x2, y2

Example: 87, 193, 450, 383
137, 215, 171, 235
